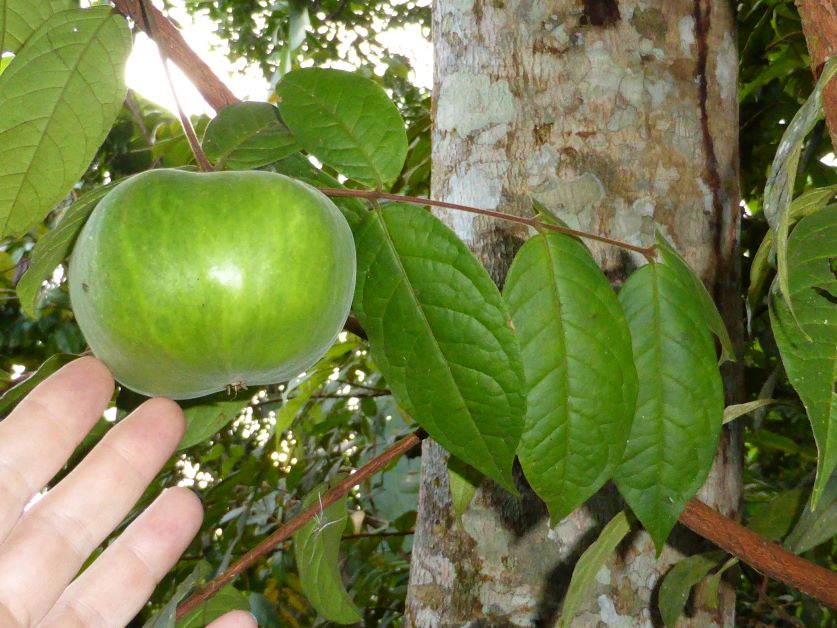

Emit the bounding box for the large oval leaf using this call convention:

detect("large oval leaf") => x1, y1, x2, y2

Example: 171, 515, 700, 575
0, 0, 73, 54
503, 232, 637, 520
614, 262, 724, 551
202, 101, 299, 170
352, 203, 525, 490
277, 68, 407, 187
293, 487, 361, 624
769, 206, 837, 508
0, 7, 130, 237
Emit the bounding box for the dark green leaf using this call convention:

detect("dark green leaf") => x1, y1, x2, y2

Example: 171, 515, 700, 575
747, 489, 804, 541
273, 368, 331, 438
178, 396, 248, 450
769, 206, 837, 507
0, 0, 73, 54
656, 232, 734, 363
277, 68, 407, 187
785, 471, 837, 553
16, 184, 114, 318
176, 585, 250, 628
0, 7, 131, 236
658, 552, 725, 628
559, 511, 631, 627
0, 353, 77, 416
352, 203, 525, 490
504, 232, 637, 520
202, 101, 299, 170
448, 456, 482, 519
614, 263, 724, 551
293, 487, 361, 624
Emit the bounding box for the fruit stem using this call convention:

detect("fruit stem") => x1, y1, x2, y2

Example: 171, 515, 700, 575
320, 188, 656, 259
137, 0, 214, 172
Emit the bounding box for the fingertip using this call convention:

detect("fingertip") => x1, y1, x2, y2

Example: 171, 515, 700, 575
137, 396, 186, 440
206, 610, 259, 628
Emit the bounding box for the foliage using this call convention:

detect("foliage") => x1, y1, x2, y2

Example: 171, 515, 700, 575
0, 0, 834, 626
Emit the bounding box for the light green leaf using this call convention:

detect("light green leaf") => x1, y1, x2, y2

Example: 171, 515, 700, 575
448, 457, 482, 519
614, 263, 725, 552
723, 399, 777, 424
202, 101, 299, 170
142, 561, 213, 628
293, 487, 361, 624
0, 353, 77, 416
0, 0, 73, 54
748, 188, 837, 313
785, 471, 837, 553
178, 396, 247, 450
176, 586, 250, 628
705, 556, 738, 609
504, 232, 637, 520
273, 368, 332, 438
0, 54, 11, 75
769, 206, 837, 508
658, 551, 725, 628
559, 511, 631, 627
747, 488, 804, 541
16, 183, 114, 318
0, 7, 131, 237
656, 232, 735, 363
764, 57, 837, 309
352, 203, 525, 491
277, 68, 408, 187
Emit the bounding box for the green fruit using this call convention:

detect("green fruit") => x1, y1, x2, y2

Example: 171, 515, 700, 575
69, 169, 356, 399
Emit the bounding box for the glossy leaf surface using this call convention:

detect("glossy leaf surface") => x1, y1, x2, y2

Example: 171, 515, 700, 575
504, 232, 637, 519
352, 203, 525, 490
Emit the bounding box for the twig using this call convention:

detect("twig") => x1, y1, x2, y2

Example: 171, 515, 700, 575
174, 430, 426, 618
319, 188, 656, 259
112, 0, 239, 113
796, 0, 837, 149
136, 0, 213, 172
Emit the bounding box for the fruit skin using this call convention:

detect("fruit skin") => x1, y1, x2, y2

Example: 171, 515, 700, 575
69, 169, 356, 399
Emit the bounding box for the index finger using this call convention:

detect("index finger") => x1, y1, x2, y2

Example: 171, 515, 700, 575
0, 357, 114, 541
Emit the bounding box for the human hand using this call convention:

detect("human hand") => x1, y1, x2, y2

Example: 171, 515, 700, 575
0, 357, 256, 627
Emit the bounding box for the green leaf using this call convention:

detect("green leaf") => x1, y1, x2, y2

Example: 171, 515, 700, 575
748, 188, 837, 313
16, 184, 114, 318
656, 232, 735, 363
273, 368, 332, 437
0, 55, 10, 76
142, 561, 213, 628
0, 0, 73, 54
202, 101, 299, 170
448, 457, 482, 519
0, 353, 77, 416
723, 399, 777, 424
277, 68, 408, 187
785, 471, 837, 553
705, 556, 738, 609
504, 233, 637, 520
769, 206, 837, 508
0, 7, 131, 237
614, 263, 725, 551
559, 511, 631, 627
176, 586, 250, 628
352, 203, 525, 490
293, 487, 361, 624
658, 551, 725, 628
747, 488, 804, 541
178, 396, 248, 450
764, 57, 837, 309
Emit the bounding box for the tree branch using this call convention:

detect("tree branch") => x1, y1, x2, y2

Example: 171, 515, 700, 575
111, 0, 239, 112
795, 0, 837, 150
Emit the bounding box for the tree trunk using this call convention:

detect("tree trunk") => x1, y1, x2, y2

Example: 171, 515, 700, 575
405, 1, 742, 625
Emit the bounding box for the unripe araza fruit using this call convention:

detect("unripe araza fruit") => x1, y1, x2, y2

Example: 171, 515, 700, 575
69, 169, 356, 399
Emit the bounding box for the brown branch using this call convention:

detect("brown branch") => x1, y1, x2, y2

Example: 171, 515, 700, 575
679, 499, 837, 608
111, 0, 239, 112
174, 431, 426, 619
319, 188, 657, 259
796, 0, 837, 150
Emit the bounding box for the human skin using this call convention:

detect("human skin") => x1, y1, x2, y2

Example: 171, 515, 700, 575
0, 357, 256, 627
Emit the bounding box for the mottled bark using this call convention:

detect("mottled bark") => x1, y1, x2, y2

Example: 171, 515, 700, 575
406, 1, 742, 626
795, 0, 837, 151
